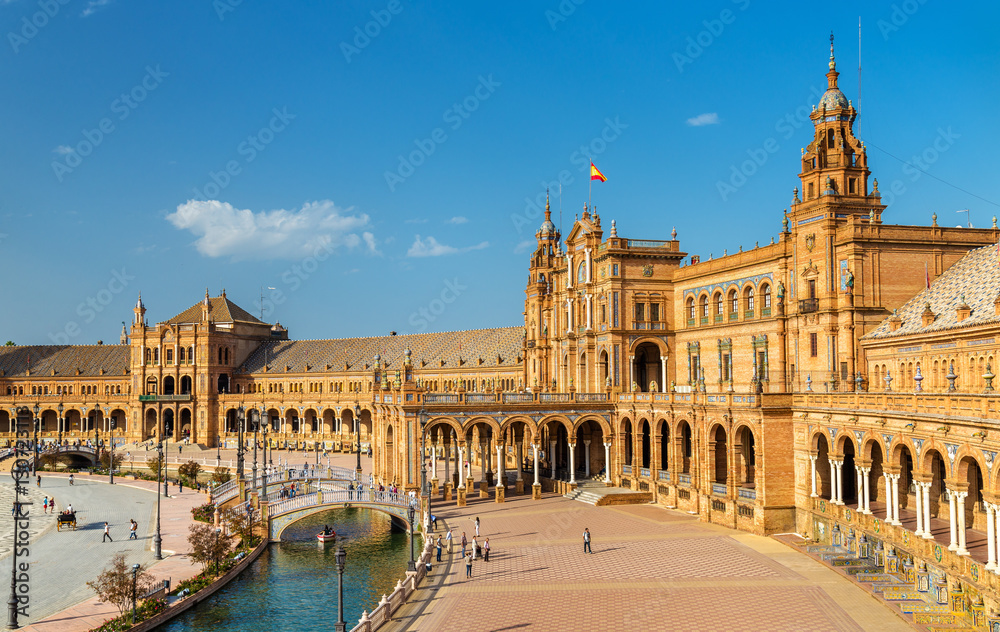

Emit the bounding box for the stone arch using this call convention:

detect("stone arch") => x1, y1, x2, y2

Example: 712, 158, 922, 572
144, 409, 157, 437
733, 423, 756, 488
676, 418, 693, 474
110, 408, 127, 434
815, 433, 831, 499
179, 408, 192, 440
629, 337, 668, 393
163, 376, 175, 396
656, 417, 670, 471
920, 447, 949, 519
709, 423, 728, 484
955, 453, 986, 530
303, 408, 320, 434
865, 438, 886, 505
835, 432, 856, 457
620, 417, 633, 467
638, 418, 651, 469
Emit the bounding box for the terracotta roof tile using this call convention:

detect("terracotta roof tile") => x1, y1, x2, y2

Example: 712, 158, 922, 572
165, 296, 264, 325
237, 327, 524, 374
0, 345, 129, 378
864, 243, 1000, 340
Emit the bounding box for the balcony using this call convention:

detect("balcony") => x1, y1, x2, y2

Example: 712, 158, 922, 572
799, 298, 819, 313
712, 482, 727, 496
138, 394, 191, 402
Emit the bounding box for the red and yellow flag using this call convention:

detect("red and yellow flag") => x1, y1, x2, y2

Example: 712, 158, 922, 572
590, 162, 607, 182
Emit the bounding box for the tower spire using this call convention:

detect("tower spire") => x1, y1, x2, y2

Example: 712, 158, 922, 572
544, 188, 551, 221
827, 31, 839, 90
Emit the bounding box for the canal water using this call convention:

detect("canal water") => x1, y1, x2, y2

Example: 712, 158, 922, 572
159, 508, 411, 631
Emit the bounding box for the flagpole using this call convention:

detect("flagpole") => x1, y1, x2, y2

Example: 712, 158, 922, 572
588, 160, 593, 210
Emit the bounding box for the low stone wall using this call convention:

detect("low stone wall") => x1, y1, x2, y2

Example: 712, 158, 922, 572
351, 537, 435, 631
127, 539, 268, 632
595, 492, 652, 506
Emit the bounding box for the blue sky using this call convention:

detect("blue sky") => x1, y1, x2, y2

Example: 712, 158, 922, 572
2, 0, 998, 345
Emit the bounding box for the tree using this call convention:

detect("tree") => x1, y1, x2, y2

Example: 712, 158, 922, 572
4, 341, 14, 346
187, 522, 232, 575
100, 452, 124, 470
87, 553, 155, 616
211, 466, 232, 485
146, 454, 163, 479
225, 506, 258, 549
178, 460, 202, 484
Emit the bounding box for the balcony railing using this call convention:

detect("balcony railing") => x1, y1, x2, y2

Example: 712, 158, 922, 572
658, 470, 670, 482
575, 393, 607, 402
799, 298, 819, 313
502, 393, 534, 404
678, 473, 691, 486
424, 394, 459, 404
465, 394, 497, 404
539, 393, 572, 403
640, 467, 650, 478
712, 482, 727, 496
622, 465, 632, 475
138, 394, 191, 402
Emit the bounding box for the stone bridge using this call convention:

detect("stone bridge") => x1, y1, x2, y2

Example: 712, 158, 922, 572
264, 488, 420, 541
212, 465, 357, 506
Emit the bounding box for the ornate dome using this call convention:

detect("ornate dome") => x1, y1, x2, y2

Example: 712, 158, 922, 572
539, 219, 556, 235
818, 88, 848, 110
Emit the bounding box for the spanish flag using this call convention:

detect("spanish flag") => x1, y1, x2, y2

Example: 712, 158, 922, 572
590, 162, 607, 182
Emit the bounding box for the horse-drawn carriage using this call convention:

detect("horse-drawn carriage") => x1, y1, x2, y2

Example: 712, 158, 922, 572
56, 511, 77, 531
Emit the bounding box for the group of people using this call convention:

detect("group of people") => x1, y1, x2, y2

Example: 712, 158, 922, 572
277, 483, 298, 499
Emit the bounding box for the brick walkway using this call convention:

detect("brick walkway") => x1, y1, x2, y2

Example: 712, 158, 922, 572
386, 494, 918, 631
17, 473, 205, 632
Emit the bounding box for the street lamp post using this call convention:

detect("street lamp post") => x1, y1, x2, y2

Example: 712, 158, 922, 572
108, 408, 115, 485
406, 504, 416, 572
130, 564, 140, 625
32, 404, 39, 477
214, 528, 221, 576
261, 411, 269, 496
251, 410, 258, 493
93, 405, 100, 465
57, 403, 64, 449
334, 546, 347, 632
353, 404, 362, 478
216, 435, 220, 462
235, 406, 245, 482
420, 410, 430, 534
153, 440, 163, 560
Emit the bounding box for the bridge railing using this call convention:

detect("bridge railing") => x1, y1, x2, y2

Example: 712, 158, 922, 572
267, 488, 415, 517
352, 537, 434, 632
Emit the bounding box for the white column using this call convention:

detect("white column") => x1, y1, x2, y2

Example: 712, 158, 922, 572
660, 358, 667, 393
922, 483, 933, 539
516, 442, 523, 481
855, 467, 863, 509
603, 442, 612, 484
567, 254, 574, 288
443, 442, 450, 485
947, 489, 958, 551
532, 444, 540, 486
628, 357, 634, 390
829, 460, 839, 504
914, 482, 925, 537
985, 502, 997, 571
810, 455, 818, 497
458, 446, 466, 488
585, 294, 592, 330
836, 461, 845, 504
993, 504, 1000, 573
883, 473, 892, 521
568, 442, 577, 484
956, 491, 970, 556
890, 474, 901, 525
550, 440, 557, 479
496, 444, 504, 482
584, 439, 591, 477
431, 443, 437, 480
566, 299, 574, 334
862, 467, 872, 514
585, 247, 592, 283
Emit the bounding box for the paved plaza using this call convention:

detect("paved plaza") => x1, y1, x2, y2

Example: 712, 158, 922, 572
387, 494, 917, 631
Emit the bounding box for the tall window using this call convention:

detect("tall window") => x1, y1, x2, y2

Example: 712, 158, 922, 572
700, 295, 709, 318
810, 333, 818, 357
635, 303, 645, 321
729, 291, 738, 315
744, 287, 755, 313
762, 285, 771, 309
686, 299, 695, 320
715, 293, 723, 315
650, 303, 659, 321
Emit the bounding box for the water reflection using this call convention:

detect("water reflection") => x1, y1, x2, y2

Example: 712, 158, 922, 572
160, 508, 410, 631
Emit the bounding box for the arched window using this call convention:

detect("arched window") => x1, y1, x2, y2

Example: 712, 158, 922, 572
700, 295, 709, 319
744, 286, 755, 315
179, 346, 186, 363
714, 292, 723, 316
728, 290, 738, 316
166, 348, 173, 363
153, 348, 159, 364
762, 284, 771, 310
686, 298, 695, 322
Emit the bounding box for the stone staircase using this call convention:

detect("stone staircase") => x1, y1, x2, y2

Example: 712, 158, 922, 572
563, 479, 652, 506
777, 534, 981, 631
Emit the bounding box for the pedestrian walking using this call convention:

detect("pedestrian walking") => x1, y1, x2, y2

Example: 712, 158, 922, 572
472, 536, 479, 560
583, 527, 592, 553
436, 537, 442, 562
103, 522, 113, 543
461, 532, 468, 558
474, 516, 480, 537
465, 553, 473, 578
129, 519, 138, 540
446, 529, 453, 553
483, 538, 490, 562
42, 496, 48, 514
36, 475, 40, 488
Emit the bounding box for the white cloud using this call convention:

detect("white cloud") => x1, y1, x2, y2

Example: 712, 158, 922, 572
513, 239, 534, 254
167, 199, 373, 261
53, 145, 75, 155
362, 231, 379, 255
686, 112, 720, 127
404, 218, 428, 224
407, 235, 488, 258
81, 0, 113, 17
446, 216, 468, 225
